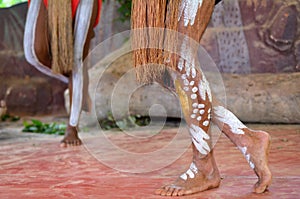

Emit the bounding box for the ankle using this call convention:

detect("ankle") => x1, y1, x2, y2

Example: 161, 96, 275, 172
193, 151, 218, 174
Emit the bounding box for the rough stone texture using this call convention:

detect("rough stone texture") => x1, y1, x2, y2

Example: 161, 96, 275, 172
1, 1, 299, 121
0, 3, 67, 116
203, 0, 300, 73
79, 44, 180, 128
0, 123, 300, 198
0, 1, 130, 117
211, 0, 251, 73
221, 72, 300, 123
89, 0, 130, 66
3, 77, 66, 116
80, 47, 300, 126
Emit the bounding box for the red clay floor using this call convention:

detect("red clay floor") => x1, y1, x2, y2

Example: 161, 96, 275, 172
0, 123, 299, 199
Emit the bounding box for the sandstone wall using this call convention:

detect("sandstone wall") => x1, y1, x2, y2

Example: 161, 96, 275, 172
0, 3, 67, 116
0, 0, 299, 124
81, 45, 300, 126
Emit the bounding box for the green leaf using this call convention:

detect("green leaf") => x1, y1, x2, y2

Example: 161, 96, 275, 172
31, 119, 43, 127
22, 119, 66, 135
128, 115, 136, 125
23, 120, 29, 127
28, 126, 38, 132
11, 116, 20, 121
0, 0, 28, 8
116, 120, 126, 129
1, 114, 10, 121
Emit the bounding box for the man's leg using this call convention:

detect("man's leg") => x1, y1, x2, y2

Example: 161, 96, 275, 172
155, 66, 221, 196
60, 0, 99, 147
212, 100, 272, 193
60, 75, 82, 147
34, 2, 51, 68
131, 0, 220, 196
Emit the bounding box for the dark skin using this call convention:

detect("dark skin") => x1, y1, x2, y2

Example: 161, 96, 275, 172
130, 0, 271, 196
31, 0, 223, 147
33, 0, 99, 147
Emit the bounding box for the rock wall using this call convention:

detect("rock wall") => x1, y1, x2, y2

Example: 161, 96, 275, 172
89, 0, 130, 66
202, 0, 300, 73
0, 3, 67, 116
81, 45, 300, 126
0, 0, 299, 124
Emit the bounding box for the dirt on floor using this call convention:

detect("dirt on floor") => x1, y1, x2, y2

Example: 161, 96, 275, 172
0, 118, 299, 199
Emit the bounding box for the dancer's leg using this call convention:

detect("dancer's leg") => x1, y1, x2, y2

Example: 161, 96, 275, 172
60, 0, 98, 147
34, 2, 51, 67
155, 66, 221, 196
152, 0, 220, 196
60, 75, 82, 147
212, 100, 272, 193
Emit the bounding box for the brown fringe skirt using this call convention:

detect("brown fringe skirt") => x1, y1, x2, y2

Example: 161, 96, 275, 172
48, 0, 74, 75
131, 0, 215, 84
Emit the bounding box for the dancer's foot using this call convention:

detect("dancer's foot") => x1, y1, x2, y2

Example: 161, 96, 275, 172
212, 105, 272, 193
155, 152, 221, 196
60, 125, 82, 147
242, 129, 272, 193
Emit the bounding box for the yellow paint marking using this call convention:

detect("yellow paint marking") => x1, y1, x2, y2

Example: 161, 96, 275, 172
175, 79, 191, 120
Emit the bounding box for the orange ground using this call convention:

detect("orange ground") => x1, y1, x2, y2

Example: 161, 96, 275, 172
0, 123, 299, 199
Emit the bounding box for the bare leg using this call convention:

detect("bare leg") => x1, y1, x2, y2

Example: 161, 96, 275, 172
60, 125, 82, 147
156, 65, 220, 196
34, 2, 51, 68
212, 100, 272, 193
60, 75, 82, 147
150, 0, 220, 195
156, 148, 220, 196
60, 0, 99, 147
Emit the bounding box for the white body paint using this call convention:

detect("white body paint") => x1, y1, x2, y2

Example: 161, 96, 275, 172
178, 37, 196, 78
198, 104, 205, 109
24, 0, 68, 83
238, 146, 255, 169
190, 124, 210, 155
178, 58, 185, 71
198, 73, 212, 102
192, 87, 198, 93
183, 79, 189, 86
178, 0, 203, 26
203, 120, 209, 126
180, 162, 199, 180
69, 0, 94, 126
24, 0, 94, 127
192, 103, 197, 107
190, 101, 209, 131
214, 106, 247, 135
178, 38, 212, 104
191, 68, 197, 78
175, 13, 214, 158
191, 94, 197, 99
183, 87, 189, 92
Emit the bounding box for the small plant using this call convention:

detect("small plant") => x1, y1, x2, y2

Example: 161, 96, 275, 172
116, 0, 131, 22
99, 112, 150, 130
102, 0, 132, 22
22, 119, 66, 135
0, 0, 27, 8
1, 114, 20, 122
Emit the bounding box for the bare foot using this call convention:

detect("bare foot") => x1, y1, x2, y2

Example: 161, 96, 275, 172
60, 125, 82, 147
242, 129, 272, 193
155, 152, 221, 196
